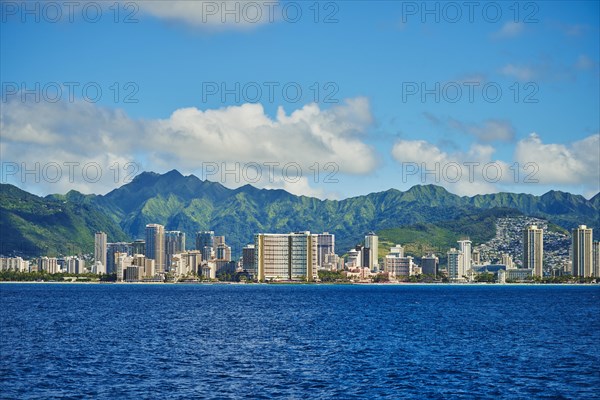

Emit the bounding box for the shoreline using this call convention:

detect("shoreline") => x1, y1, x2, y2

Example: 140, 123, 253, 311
0, 281, 598, 286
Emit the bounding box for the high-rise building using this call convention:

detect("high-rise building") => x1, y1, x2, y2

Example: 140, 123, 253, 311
316, 233, 335, 268
346, 248, 362, 269
384, 246, 415, 277
457, 239, 472, 277
38, 257, 59, 274
572, 225, 593, 277
94, 232, 107, 272
66, 256, 86, 274
202, 246, 214, 262
213, 235, 225, 253
523, 225, 543, 277
131, 239, 145, 256
592, 241, 599, 278
254, 232, 317, 282
421, 254, 439, 276
364, 232, 379, 270
216, 243, 232, 261
107, 242, 132, 274
0, 257, 29, 272
242, 244, 256, 276
145, 224, 165, 274
115, 252, 133, 282
323, 253, 340, 271
196, 231, 214, 253
389, 244, 404, 257
165, 231, 186, 271
471, 249, 481, 266
501, 253, 515, 270
447, 248, 464, 281
181, 251, 203, 276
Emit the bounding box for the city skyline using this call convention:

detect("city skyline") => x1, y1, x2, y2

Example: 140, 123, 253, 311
4, 219, 599, 283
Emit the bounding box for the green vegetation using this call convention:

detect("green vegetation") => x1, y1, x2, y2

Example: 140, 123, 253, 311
474, 273, 496, 283
0, 270, 114, 282
318, 270, 350, 283
378, 208, 524, 261
2, 170, 598, 259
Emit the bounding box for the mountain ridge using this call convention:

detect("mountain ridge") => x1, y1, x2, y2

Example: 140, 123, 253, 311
1, 170, 598, 257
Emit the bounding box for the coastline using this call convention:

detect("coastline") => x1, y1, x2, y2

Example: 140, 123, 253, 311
1, 281, 598, 286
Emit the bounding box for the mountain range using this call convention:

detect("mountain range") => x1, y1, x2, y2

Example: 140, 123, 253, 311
1, 169, 598, 258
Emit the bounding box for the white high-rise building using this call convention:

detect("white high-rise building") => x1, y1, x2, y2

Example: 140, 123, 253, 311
0, 257, 29, 272
384, 245, 415, 277
501, 253, 515, 270
94, 232, 107, 273
254, 232, 317, 282
592, 241, 599, 278
447, 248, 464, 281
523, 225, 544, 277
38, 257, 59, 274
145, 224, 165, 274
115, 252, 133, 282
457, 239, 472, 278
346, 248, 362, 269
364, 232, 379, 270
572, 225, 593, 277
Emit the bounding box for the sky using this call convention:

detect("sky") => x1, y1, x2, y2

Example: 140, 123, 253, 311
1, 0, 599, 199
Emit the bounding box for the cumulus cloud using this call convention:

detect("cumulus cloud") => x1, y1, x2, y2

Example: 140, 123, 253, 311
514, 133, 599, 186
391, 133, 600, 196
0, 97, 377, 197
391, 139, 507, 195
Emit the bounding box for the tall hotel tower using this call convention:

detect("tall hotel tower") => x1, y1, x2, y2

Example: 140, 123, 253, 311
94, 232, 107, 272
254, 232, 318, 282
145, 224, 165, 274
523, 225, 543, 277
364, 232, 379, 271
572, 225, 593, 277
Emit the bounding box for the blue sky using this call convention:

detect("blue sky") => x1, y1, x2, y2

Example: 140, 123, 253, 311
1, 1, 599, 199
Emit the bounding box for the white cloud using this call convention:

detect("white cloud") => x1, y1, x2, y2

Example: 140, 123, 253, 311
514, 133, 599, 185
493, 22, 524, 38
135, 0, 277, 30
391, 133, 600, 196
391, 139, 506, 196
0, 97, 377, 197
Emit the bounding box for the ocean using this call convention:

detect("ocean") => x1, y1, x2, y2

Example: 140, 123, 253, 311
1, 283, 598, 399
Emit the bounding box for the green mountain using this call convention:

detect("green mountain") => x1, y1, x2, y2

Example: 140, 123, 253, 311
0, 184, 128, 257
1, 170, 598, 258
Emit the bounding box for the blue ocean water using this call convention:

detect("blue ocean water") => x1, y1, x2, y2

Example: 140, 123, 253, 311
1, 284, 599, 399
